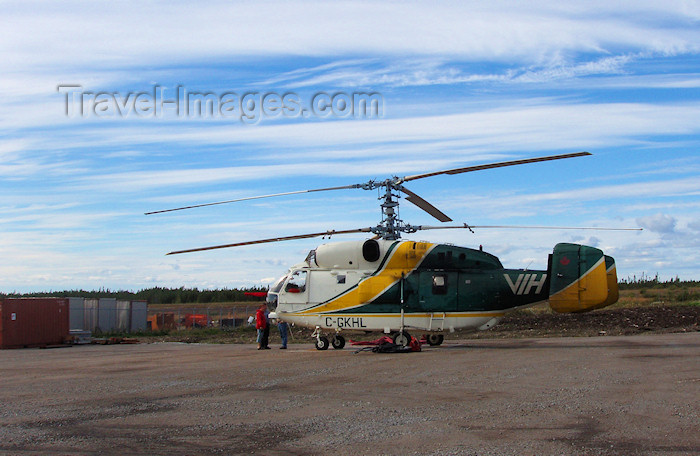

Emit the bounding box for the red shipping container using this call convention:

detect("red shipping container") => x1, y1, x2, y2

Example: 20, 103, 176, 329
183, 313, 211, 328
0, 298, 70, 349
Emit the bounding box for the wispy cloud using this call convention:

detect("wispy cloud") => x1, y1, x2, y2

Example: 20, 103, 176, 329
4, 2, 699, 65
259, 55, 638, 89
37, 101, 700, 167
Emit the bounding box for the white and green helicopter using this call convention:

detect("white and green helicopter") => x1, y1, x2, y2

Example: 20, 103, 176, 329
149, 152, 639, 349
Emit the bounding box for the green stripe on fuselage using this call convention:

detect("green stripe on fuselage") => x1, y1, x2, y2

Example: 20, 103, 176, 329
335, 244, 548, 314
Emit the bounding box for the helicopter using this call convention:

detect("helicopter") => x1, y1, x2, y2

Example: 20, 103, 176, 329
148, 151, 639, 350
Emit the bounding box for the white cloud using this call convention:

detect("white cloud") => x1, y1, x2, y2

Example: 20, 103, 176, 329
266, 54, 638, 89
4, 2, 700, 71
635, 213, 677, 233
7, 100, 696, 157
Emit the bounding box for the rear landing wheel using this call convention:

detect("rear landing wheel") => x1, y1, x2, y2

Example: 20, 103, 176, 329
427, 334, 444, 346
331, 335, 345, 349
315, 336, 329, 350
393, 331, 411, 347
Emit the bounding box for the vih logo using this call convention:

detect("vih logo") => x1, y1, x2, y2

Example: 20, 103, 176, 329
504, 273, 548, 295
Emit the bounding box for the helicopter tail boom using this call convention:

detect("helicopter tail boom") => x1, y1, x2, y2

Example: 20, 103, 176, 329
547, 243, 618, 313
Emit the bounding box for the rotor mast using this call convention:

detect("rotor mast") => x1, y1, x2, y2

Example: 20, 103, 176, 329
373, 178, 417, 240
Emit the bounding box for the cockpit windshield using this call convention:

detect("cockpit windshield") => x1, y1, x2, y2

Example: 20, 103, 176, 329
285, 270, 307, 293
269, 274, 288, 294
266, 273, 289, 309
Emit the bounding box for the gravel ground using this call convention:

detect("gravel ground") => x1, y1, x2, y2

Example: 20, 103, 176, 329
1, 333, 698, 456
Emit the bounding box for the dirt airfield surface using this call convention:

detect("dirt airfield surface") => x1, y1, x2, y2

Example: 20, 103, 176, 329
1, 333, 699, 456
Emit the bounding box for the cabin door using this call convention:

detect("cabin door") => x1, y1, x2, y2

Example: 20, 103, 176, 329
416, 271, 458, 312
457, 273, 502, 311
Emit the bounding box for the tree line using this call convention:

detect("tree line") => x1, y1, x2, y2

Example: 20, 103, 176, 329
3, 279, 698, 302
618, 276, 699, 290
0, 286, 269, 304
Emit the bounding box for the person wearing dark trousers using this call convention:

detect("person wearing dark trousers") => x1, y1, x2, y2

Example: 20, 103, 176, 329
255, 303, 270, 350
278, 320, 289, 349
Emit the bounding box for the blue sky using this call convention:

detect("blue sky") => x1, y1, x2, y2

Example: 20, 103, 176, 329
2, 1, 700, 292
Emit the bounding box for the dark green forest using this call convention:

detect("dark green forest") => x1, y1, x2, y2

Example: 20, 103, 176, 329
0, 286, 268, 304
618, 275, 699, 290
2, 278, 698, 304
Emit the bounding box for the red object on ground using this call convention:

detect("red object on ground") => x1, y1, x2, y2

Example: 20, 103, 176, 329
409, 336, 422, 352
244, 292, 268, 298
349, 336, 394, 346
183, 313, 211, 328
0, 298, 70, 349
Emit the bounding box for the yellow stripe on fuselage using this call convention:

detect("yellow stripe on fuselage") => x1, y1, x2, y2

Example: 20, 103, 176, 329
297, 241, 435, 315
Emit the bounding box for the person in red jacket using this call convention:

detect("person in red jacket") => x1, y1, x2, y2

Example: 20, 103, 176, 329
255, 303, 270, 350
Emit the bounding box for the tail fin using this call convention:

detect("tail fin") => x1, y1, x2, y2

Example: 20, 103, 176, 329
548, 243, 617, 313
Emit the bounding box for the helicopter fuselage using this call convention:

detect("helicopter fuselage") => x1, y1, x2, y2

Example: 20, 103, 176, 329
268, 238, 550, 335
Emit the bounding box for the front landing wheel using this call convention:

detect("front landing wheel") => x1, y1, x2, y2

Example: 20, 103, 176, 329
315, 336, 329, 350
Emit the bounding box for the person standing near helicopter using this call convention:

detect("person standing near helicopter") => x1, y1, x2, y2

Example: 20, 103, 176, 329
255, 303, 270, 350
278, 320, 289, 349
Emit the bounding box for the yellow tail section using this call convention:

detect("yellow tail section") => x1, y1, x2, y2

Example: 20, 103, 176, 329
593, 255, 619, 310
548, 244, 617, 313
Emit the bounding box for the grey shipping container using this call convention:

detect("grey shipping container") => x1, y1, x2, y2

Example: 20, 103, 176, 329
116, 300, 130, 331
97, 298, 117, 332
84, 298, 98, 332
69, 297, 85, 330
130, 301, 147, 332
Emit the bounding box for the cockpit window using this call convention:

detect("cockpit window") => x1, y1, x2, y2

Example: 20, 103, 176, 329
285, 270, 307, 293
432, 274, 447, 295
270, 274, 288, 294
266, 293, 278, 309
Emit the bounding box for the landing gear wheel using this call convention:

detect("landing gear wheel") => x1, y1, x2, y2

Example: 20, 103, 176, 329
427, 334, 444, 346
393, 331, 411, 347
331, 335, 346, 350
315, 336, 329, 350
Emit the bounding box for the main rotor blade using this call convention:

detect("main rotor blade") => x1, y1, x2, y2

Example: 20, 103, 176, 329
403, 151, 591, 182
416, 223, 643, 231
146, 184, 360, 215
399, 186, 452, 222
166, 227, 373, 255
